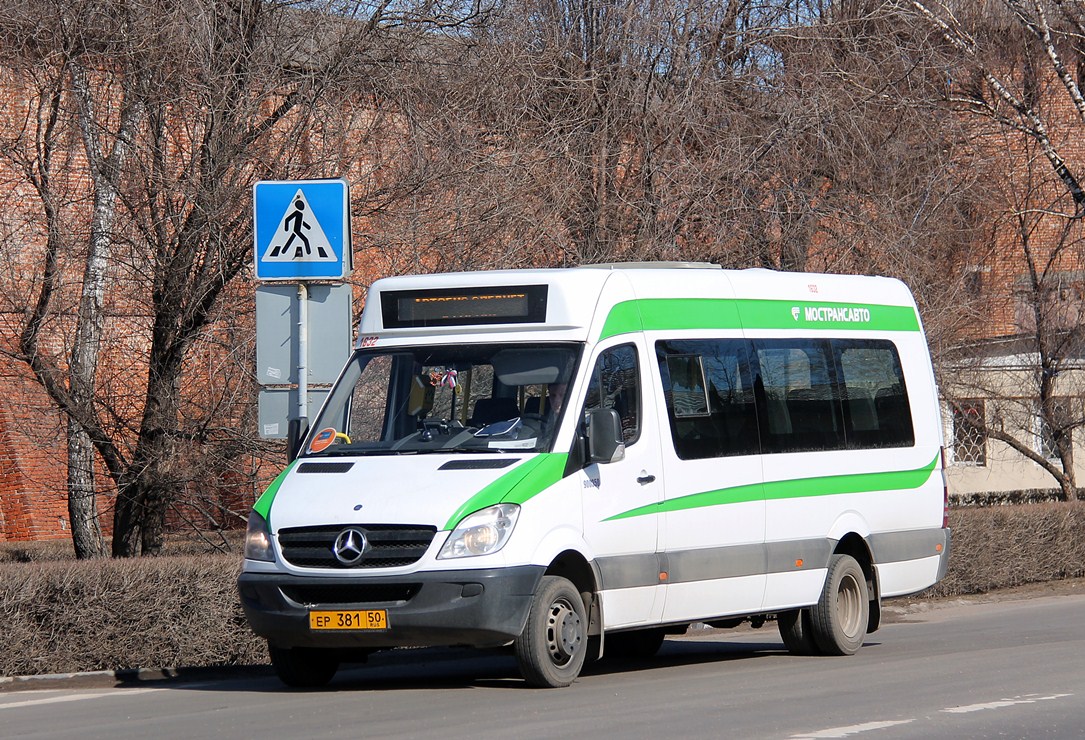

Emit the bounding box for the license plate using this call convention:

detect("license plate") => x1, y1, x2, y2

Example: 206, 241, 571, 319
309, 609, 388, 631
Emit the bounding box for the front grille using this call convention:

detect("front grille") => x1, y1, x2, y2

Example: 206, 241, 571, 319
280, 583, 420, 606
278, 524, 438, 569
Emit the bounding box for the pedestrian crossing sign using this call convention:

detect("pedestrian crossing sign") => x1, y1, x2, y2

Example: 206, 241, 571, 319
254, 179, 351, 281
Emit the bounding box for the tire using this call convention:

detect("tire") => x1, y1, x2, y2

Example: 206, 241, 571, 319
514, 575, 588, 688
268, 644, 340, 688
777, 608, 820, 656
605, 628, 666, 660
810, 554, 869, 656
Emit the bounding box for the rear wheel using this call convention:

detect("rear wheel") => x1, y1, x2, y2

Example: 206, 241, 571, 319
810, 554, 869, 655
268, 644, 340, 688
515, 575, 587, 687
777, 608, 819, 655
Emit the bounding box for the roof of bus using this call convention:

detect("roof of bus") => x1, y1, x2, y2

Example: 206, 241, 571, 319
357, 263, 919, 346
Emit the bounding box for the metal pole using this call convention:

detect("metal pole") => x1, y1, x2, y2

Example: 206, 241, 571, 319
297, 282, 308, 422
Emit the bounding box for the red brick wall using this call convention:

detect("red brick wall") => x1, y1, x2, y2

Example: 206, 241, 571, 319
0, 369, 72, 542
948, 68, 1085, 341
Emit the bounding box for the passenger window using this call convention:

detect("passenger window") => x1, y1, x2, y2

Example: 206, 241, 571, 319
656, 339, 759, 459
835, 341, 914, 448
665, 355, 710, 417
753, 340, 844, 453
582, 345, 640, 444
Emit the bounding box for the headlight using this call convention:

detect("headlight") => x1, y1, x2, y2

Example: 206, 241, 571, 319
439, 503, 520, 559
244, 511, 275, 562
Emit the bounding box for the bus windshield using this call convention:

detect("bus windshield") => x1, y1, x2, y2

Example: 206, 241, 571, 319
303, 343, 580, 457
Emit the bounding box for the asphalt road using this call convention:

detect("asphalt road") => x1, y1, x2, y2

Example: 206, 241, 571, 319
3, 591, 1084, 739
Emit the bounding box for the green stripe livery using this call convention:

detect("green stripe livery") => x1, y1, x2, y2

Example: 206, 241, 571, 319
605, 453, 940, 521
443, 453, 569, 531
600, 298, 921, 339
252, 460, 298, 527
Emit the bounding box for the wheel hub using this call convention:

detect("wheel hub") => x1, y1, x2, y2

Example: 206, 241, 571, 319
838, 572, 863, 638
546, 599, 582, 664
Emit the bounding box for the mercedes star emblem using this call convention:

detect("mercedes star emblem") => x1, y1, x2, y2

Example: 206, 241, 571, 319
333, 527, 368, 566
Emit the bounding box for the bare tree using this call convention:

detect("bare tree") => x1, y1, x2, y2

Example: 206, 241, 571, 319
910, 0, 1085, 499
0, 0, 493, 556
376, 0, 977, 318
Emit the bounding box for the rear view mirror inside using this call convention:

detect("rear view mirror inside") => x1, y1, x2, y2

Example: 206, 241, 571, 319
408, 374, 435, 417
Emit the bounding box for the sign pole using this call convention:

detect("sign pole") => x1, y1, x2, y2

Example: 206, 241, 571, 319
297, 282, 308, 424
254, 178, 352, 441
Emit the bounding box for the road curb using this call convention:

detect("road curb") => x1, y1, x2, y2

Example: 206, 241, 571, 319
0, 665, 274, 692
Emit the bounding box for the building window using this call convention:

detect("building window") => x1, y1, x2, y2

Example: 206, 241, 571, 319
1036, 398, 1073, 463
951, 400, 987, 466
963, 268, 984, 297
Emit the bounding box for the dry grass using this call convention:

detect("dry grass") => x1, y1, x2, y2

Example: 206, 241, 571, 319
923, 501, 1085, 598
0, 533, 245, 564
0, 555, 264, 677
1, 504, 1083, 676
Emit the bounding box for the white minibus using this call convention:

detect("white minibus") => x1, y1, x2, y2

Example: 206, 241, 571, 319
239, 263, 950, 688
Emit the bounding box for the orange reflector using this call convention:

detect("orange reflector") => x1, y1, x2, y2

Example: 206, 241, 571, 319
659, 572, 669, 582
795, 559, 804, 568
935, 543, 943, 553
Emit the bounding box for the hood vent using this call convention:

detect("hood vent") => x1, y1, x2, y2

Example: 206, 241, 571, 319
297, 462, 355, 474
439, 459, 520, 470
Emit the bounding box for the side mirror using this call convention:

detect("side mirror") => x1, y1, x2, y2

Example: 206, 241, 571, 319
287, 417, 308, 463
587, 408, 625, 464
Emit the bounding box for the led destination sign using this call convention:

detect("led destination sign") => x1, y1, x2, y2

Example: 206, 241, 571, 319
381, 285, 548, 328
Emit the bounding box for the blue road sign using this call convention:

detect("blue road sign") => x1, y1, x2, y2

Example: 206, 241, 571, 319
254, 179, 351, 281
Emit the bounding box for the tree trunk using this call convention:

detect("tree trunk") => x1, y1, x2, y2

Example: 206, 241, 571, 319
66, 418, 104, 558
140, 483, 168, 556
112, 327, 184, 556
111, 469, 170, 557
68, 60, 144, 558
111, 428, 174, 557
111, 476, 142, 558
1057, 476, 1077, 502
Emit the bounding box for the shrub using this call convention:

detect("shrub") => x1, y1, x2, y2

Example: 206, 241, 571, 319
923, 501, 1085, 597
1, 503, 1084, 676
0, 555, 264, 677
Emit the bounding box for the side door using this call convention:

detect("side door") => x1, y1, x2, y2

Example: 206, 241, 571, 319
576, 339, 666, 629
653, 338, 767, 623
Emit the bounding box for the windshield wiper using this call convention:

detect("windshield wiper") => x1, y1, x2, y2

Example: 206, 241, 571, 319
310, 448, 413, 457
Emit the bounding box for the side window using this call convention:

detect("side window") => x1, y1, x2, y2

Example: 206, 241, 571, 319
656, 339, 759, 460
835, 340, 914, 449
582, 344, 640, 444
752, 339, 844, 453
348, 354, 394, 440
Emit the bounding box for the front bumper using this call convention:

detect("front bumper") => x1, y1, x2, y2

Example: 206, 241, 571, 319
237, 565, 545, 650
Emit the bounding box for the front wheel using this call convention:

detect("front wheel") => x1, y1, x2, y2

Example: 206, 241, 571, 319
810, 554, 869, 656
514, 575, 588, 687
268, 644, 340, 688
